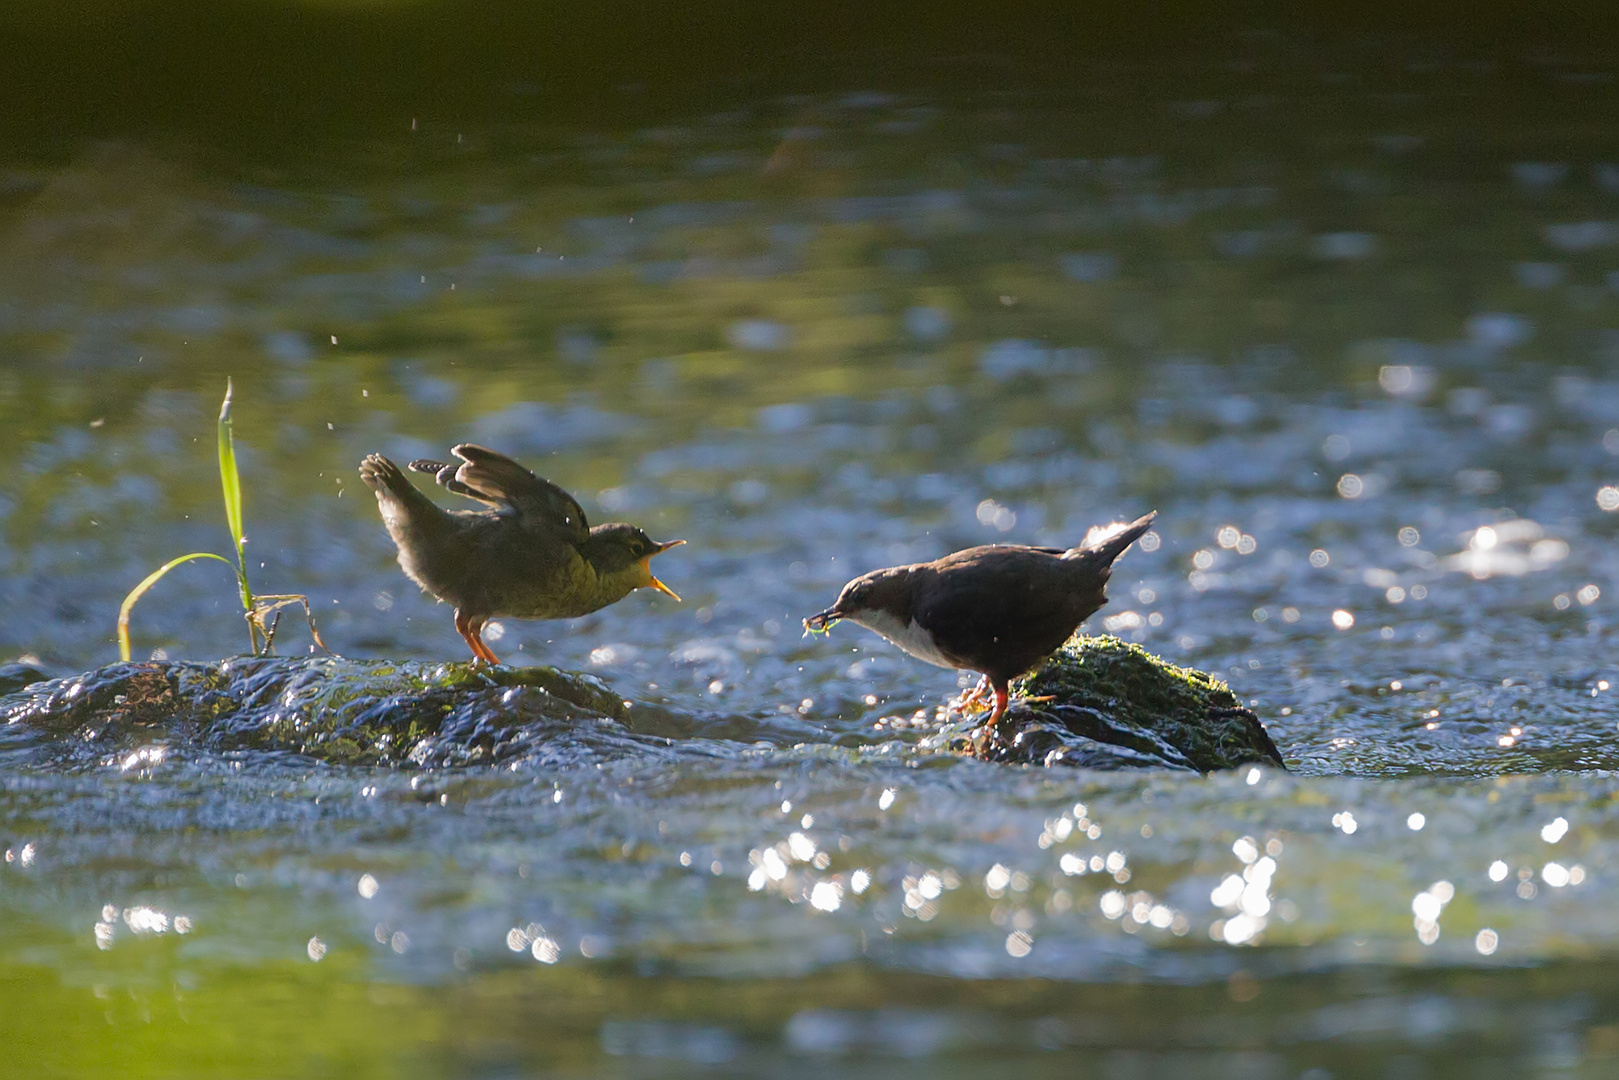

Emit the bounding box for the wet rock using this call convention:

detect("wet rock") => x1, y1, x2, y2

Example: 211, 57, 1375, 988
957, 636, 1285, 773
0, 662, 49, 696
0, 656, 660, 768
0, 645, 1282, 774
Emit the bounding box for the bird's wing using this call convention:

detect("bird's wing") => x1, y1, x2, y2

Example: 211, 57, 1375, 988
436, 444, 589, 543
912, 549, 1092, 676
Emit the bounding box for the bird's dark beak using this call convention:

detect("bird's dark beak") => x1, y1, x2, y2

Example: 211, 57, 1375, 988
803, 608, 842, 634
642, 539, 685, 601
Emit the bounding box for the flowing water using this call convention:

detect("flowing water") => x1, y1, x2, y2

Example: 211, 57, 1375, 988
4, 21, 1619, 1077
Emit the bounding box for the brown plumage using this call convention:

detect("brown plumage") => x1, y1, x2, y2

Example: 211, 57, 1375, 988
804, 512, 1156, 730
359, 444, 682, 664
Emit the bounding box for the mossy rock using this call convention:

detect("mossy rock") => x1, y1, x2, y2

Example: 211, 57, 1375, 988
0, 656, 648, 768
0, 643, 1283, 773
958, 635, 1285, 773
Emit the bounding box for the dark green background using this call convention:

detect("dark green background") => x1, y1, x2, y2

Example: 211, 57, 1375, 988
5, 0, 1615, 144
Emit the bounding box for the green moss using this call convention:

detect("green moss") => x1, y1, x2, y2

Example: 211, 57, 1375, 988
964, 635, 1284, 773
1019, 634, 1240, 725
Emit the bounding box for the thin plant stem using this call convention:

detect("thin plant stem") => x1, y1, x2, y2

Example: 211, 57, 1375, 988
217, 379, 260, 654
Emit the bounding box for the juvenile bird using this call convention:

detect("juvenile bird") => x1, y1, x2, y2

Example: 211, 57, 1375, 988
804, 512, 1156, 734
359, 444, 683, 664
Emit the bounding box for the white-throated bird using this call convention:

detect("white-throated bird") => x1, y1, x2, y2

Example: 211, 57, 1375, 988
359, 444, 682, 664
804, 512, 1156, 733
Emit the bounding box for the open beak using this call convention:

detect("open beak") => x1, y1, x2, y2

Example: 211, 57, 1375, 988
643, 539, 685, 601
802, 608, 842, 634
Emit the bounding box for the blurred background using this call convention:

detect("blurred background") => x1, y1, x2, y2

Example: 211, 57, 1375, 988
6, 1, 1619, 1076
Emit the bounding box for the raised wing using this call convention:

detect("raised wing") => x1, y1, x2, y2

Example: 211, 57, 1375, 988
409, 444, 589, 544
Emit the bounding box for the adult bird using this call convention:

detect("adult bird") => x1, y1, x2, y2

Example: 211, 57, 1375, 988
359, 444, 683, 664
804, 512, 1156, 734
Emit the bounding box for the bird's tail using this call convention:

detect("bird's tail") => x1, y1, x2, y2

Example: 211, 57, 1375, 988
1064, 511, 1157, 569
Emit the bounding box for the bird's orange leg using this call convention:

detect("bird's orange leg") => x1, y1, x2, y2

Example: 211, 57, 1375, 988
454, 610, 502, 665
986, 680, 1010, 727
469, 617, 502, 665
453, 610, 481, 661
970, 680, 1014, 754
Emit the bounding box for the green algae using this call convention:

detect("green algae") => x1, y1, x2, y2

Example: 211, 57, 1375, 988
962, 635, 1284, 773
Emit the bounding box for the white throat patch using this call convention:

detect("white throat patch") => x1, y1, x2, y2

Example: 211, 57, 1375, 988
849, 608, 956, 669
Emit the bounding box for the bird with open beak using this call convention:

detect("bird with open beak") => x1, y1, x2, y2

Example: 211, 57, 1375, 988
804, 512, 1156, 739
360, 443, 683, 664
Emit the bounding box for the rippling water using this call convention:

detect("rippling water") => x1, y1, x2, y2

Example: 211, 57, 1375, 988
5, 21, 1619, 1075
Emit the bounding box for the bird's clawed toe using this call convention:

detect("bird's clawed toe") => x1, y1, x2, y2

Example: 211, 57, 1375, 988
962, 680, 1015, 756
951, 675, 994, 716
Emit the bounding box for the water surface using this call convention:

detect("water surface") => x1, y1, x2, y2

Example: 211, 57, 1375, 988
5, 27, 1619, 1077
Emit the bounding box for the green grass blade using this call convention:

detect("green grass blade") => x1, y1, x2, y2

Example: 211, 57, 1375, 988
117, 552, 234, 662
218, 380, 246, 581
217, 380, 257, 654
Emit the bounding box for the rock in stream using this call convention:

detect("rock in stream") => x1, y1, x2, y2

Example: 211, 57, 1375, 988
0, 639, 1282, 772
955, 635, 1286, 773
0, 656, 661, 769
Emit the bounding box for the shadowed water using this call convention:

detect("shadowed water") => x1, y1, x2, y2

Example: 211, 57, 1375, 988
5, 23, 1619, 1077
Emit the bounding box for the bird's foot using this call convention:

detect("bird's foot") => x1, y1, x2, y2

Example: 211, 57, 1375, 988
966, 685, 1016, 757
950, 679, 995, 718
952, 695, 993, 719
